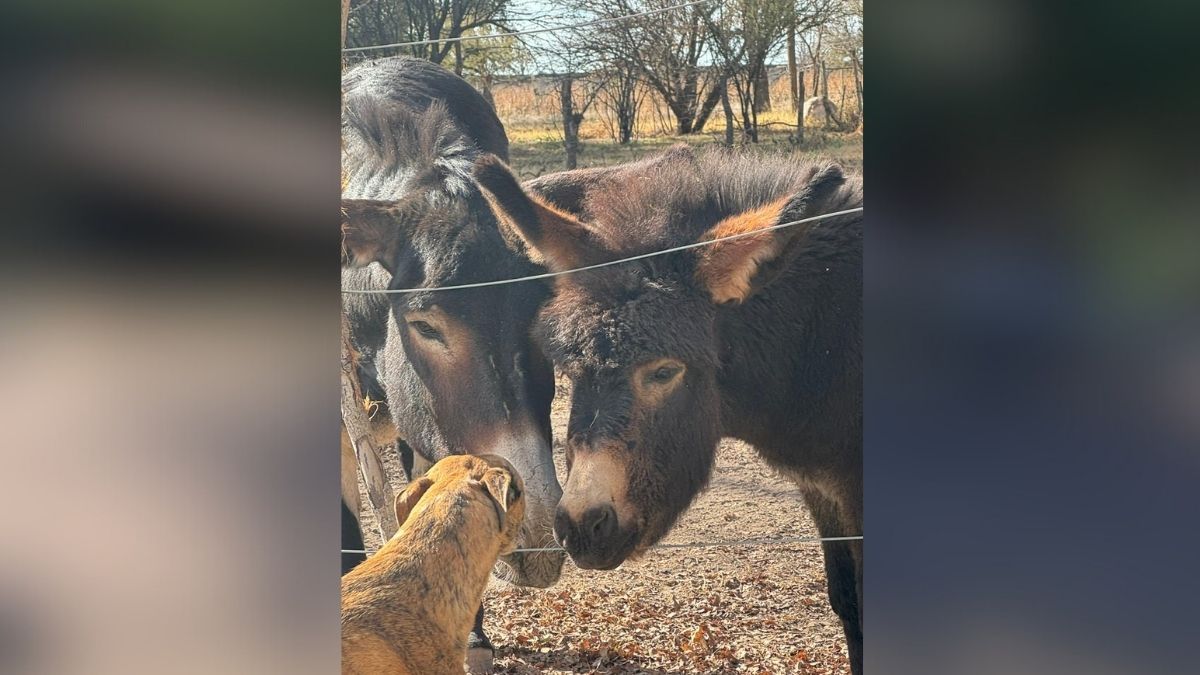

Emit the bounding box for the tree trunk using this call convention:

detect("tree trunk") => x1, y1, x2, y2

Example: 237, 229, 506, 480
796, 73, 805, 143
693, 82, 723, 133
428, 23, 445, 63
735, 77, 754, 143
721, 78, 734, 148
341, 0, 350, 49
821, 62, 838, 130
749, 74, 760, 143
787, 26, 799, 112
852, 56, 863, 129
560, 77, 579, 170
341, 316, 398, 542
617, 76, 636, 144
811, 30, 823, 96
753, 67, 771, 113
671, 101, 695, 135
454, 42, 464, 76
481, 73, 496, 111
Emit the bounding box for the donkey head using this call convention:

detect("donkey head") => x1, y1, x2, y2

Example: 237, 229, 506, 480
341, 96, 562, 586
473, 149, 846, 569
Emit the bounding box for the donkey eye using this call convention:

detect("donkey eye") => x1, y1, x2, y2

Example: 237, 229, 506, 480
649, 365, 682, 383
408, 320, 443, 341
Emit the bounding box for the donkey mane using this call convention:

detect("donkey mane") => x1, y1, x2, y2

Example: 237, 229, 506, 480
581, 149, 862, 254
341, 93, 478, 201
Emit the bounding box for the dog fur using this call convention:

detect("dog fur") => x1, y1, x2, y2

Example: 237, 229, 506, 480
341, 454, 526, 675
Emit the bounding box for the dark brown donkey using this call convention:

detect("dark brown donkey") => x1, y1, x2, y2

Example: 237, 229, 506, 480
341, 56, 565, 671
472, 146, 864, 673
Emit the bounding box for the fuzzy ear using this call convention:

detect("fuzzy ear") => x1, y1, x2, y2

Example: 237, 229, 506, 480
472, 154, 607, 270
694, 164, 846, 304
479, 467, 515, 532
341, 198, 414, 268
393, 476, 434, 529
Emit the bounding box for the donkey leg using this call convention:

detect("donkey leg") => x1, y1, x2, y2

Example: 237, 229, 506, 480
465, 603, 494, 673
806, 492, 862, 674
822, 538, 863, 674
398, 438, 436, 483
340, 499, 366, 574
398, 438, 415, 482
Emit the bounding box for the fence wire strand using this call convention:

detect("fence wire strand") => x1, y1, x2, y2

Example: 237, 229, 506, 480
344, 0, 712, 53
342, 206, 862, 295
343, 534, 861, 556
339, 13, 863, 550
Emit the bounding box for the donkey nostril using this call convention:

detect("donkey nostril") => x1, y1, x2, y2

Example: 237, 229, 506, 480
584, 504, 616, 541
591, 510, 607, 535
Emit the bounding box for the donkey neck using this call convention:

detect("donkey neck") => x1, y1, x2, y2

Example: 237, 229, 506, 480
714, 215, 863, 448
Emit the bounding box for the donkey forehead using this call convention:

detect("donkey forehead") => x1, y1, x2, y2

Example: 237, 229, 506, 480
399, 215, 547, 317
405, 284, 544, 333
539, 276, 717, 371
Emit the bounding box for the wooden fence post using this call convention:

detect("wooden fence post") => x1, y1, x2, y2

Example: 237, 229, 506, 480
341, 315, 399, 541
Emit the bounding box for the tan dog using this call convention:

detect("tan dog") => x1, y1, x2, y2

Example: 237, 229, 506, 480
341, 454, 526, 675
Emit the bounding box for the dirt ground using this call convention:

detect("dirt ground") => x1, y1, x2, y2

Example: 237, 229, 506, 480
357, 376, 850, 675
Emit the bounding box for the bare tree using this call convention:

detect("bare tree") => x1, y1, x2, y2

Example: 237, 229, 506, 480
557, 74, 605, 167
575, 0, 720, 134
596, 59, 644, 144
345, 0, 512, 66
707, 0, 840, 142
529, 16, 609, 169
795, 0, 858, 131
787, 23, 800, 111
832, 0, 863, 129
459, 28, 531, 107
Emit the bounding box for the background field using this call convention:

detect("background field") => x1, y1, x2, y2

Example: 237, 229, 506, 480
492, 68, 864, 180
506, 127, 862, 181
492, 68, 863, 146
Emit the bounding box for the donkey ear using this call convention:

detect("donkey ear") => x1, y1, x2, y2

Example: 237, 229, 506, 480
341, 198, 412, 268
473, 154, 607, 271
479, 467, 516, 532
694, 164, 846, 304
393, 476, 433, 529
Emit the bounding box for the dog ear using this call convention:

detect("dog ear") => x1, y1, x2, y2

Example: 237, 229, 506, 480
694, 164, 846, 304
480, 467, 516, 532
341, 198, 415, 269
393, 476, 433, 529
473, 154, 608, 271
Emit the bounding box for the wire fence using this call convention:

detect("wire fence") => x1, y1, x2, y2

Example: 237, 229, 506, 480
341, 1, 863, 568
343, 534, 862, 557
341, 207, 862, 295
344, 0, 712, 53
341, 205, 864, 556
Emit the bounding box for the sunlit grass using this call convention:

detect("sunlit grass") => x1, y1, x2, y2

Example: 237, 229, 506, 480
508, 128, 862, 180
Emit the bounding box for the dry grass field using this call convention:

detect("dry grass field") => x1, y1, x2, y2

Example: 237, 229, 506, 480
490, 69, 863, 181
490, 68, 862, 147
506, 129, 862, 182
